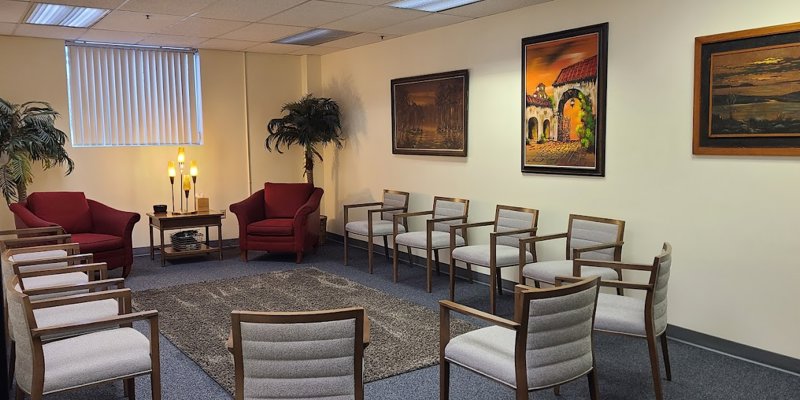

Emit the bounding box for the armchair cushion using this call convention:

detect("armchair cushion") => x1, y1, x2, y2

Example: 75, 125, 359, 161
70, 233, 124, 253
26, 192, 93, 233
594, 293, 648, 336
247, 218, 294, 236
345, 220, 406, 236
445, 325, 517, 387
264, 182, 314, 218
33, 299, 120, 340
396, 231, 464, 249
452, 244, 533, 267
522, 260, 618, 285
17, 273, 88, 292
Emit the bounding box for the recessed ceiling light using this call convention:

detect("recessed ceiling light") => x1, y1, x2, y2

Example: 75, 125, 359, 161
274, 29, 357, 46
389, 0, 481, 12
26, 3, 110, 28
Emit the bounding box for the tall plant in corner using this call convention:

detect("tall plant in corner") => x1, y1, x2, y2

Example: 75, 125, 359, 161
0, 98, 75, 204
265, 94, 343, 186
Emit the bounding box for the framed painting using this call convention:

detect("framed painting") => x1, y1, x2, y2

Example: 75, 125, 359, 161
391, 70, 468, 156
694, 22, 800, 156
521, 23, 608, 176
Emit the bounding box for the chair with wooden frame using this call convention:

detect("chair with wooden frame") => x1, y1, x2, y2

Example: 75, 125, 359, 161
0, 227, 70, 252
448, 205, 539, 314
393, 196, 470, 293
439, 277, 601, 400
230, 307, 366, 400
343, 189, 410, 273
6, 275, 161, 400
519, 214, 625, 292
557, 242, 673, 400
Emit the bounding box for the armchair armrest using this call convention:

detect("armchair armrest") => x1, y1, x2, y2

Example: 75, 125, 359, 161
294, 188, 324, 220
229, 190, 266, 227
344, 201, 382, 225
88, 199, 140, 238
518, 232, 568, 247
23, 278, 125, 297
572, 258, 654, 272
0, 234, 71, 250
11, 253, 93, 269
16, 263, 108, 289
32, 310, 158, 339
492, 227, 538, 238
555, 276, 652, 291
0, 227, 65, 237
572, 241, 624, 258
8, 203, 58, 229
30, 287, 131, 309
449, 220, 494, 231
4, 242, 80, 258
439, 300, 519, 330
393, 210, 433, 235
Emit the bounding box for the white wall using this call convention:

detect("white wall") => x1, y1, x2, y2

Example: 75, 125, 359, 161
320, 0, 800, 358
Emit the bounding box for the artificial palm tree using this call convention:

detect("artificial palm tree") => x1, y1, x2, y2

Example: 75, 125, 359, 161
0, 98, 75, 204
265, 94, 343, 186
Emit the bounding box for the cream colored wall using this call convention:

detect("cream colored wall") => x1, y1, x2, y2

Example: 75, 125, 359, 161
320, 0, 800, 359
0, 36, 304, 249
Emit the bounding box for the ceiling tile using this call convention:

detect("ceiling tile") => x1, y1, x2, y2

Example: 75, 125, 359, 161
261, 1, 370, 28
246, 42, 306, 54
322, 6, 427, 32
53, 0, 127, 8
199, 37, 258, 51
334, 0, 391, 5
220, 23, 305, 42
197, 0, 305, 23
324, 32, 395, 49
0, 22, 17, 35
375, 13, 470, 35
159, 17, 249, 38
93, 11, 182, 33
120, 0, 217, 17
79, 28, 147, 44
138, 33, 207, 47
14, 24, 86, 40
442, 0, 552, 18
0, 1, 29, 24
291, 45, 338, 55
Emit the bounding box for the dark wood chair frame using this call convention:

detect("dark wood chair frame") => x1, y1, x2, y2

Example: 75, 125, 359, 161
556, 242, 673, 400
7, 276, 161, 400
518, 213, 625, 294
0, 227, 69, 252
343, 189, 410, 274
231, 307, 367, 400
439, 277, 601, 400
392, 196, 470, 293
448, 205, 539, 314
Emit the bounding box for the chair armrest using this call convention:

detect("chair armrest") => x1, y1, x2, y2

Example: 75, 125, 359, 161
491, 227, 538, 238
555, 276, 652, 291
439, 300, 520, 330
0, 227, 65, 237
573, 258, 654, 272
449, 220, 494, 231
31, 310, 158, 339
30, 288, 130, 309
394, 210, 433, 219
16, 262, 108, 283
23, 278, 125, 297
4, 242, 80, 257
344, 201, 383, 210
367, 206, 405, 215
518, 232, 568, 246
11, 253, 93, 268
8, 203, 58, 229
229, 190, 265, 226
88, 199, 141, 238
0, 234, 72, 249
572, 241, 624, 258
294, 188, 324, 222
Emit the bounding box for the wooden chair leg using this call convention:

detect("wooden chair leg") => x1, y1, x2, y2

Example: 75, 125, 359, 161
295, 252, 303, 263
367, 235, 374, 274
646, 332, 665, 400
489, 266, 496, 315
439, 359, 450, 400
240, 250, 248, 262
15, 384, 24, 400
554, 385, 560, 395
122, 264, 132, 278
151, 371, 162, 400
407, 246, 414, 266
496, 270, 503, 295
449, 258, 456, 301
383, 236, 390, 261
533, 280, 541, 288
343, 231, 349, 265
392, 241, 399, 283
124, 377, 136, 399
615, 268, 624, 296
660, 334, 672, 381
588, 370, 599, 400
434, 249, 441, 275
466, 263, 473, 283
426, 247, 433, 293
9, 341, 15, 390
515, 386, 528, 400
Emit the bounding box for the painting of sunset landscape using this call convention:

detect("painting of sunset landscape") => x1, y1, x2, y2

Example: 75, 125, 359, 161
710, 44, 800, 136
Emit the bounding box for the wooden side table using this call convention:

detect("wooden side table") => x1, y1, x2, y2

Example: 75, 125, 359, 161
148, 211, 225, 267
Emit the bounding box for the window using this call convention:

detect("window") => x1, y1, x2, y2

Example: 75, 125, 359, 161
65, 42, 203, 146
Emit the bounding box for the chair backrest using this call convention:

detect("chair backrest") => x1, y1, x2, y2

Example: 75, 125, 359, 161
231, 307, 365, 400
432, 196, 469, 233
25, 192, 93, 233
494, 205, 538, 248
515, 277, 600, 390
263, 182, 315, 218
5, 275, 36, 393
380, 190, 410, 223
648, 243, 672, 336
566, 214, 625, 260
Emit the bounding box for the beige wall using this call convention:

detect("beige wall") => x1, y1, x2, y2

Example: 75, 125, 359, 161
319, 0, 800, 358
0, 36, 305, 248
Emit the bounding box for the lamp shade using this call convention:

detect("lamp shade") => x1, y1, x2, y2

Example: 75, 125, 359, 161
182, 175, 191, 191
177, 147, 185, 163
190, 161, 198, 177
168, 161, 176, 177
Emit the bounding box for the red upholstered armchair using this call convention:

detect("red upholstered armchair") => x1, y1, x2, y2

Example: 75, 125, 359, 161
8, 192, 141, 277
230, 182, 323, 263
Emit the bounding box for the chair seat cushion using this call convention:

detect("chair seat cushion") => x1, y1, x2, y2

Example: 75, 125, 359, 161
34, 299, 120, 340
71, 233, 124, 253
445, 325, 518, 388
395, 231, 464, 249
594, 293, 651, 336
8, 250, 69, 273
42, 327, 152, 393
452, 245, 533, 267
522, 260, 618, 284
345, 220, 406, 236
247, 218, 294, 236
21, 272, 88, 292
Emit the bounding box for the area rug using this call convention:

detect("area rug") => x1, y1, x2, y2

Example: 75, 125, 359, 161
132, 267, 476, 393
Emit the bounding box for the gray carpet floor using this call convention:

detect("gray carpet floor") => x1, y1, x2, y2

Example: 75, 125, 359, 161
15, 241, 800, 400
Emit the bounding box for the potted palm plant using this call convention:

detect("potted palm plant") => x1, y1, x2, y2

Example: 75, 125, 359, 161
265, 94, 343, 186
0, 98, 75, 204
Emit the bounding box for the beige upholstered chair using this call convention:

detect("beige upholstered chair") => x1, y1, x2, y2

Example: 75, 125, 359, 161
440, 277, 601, 400
448, 205, 539, 314
519, 214, 625, 291
2, 243, 102, 297
393, 196, 469, 293
0, 227, 70, 251
7, 275, 161, 400
230, 307, 367, 400
343, 189, 410, 273
558, 242, 673, 400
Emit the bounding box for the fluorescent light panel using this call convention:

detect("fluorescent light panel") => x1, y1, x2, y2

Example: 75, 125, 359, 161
389, 0, 480, 12
274, 29, 356, 46
26, 3, 110, 28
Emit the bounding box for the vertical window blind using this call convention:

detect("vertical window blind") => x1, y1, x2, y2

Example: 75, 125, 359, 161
65, 42, 203, 146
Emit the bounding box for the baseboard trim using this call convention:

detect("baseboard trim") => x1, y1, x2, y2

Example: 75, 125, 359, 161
332, 232, 800, 376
